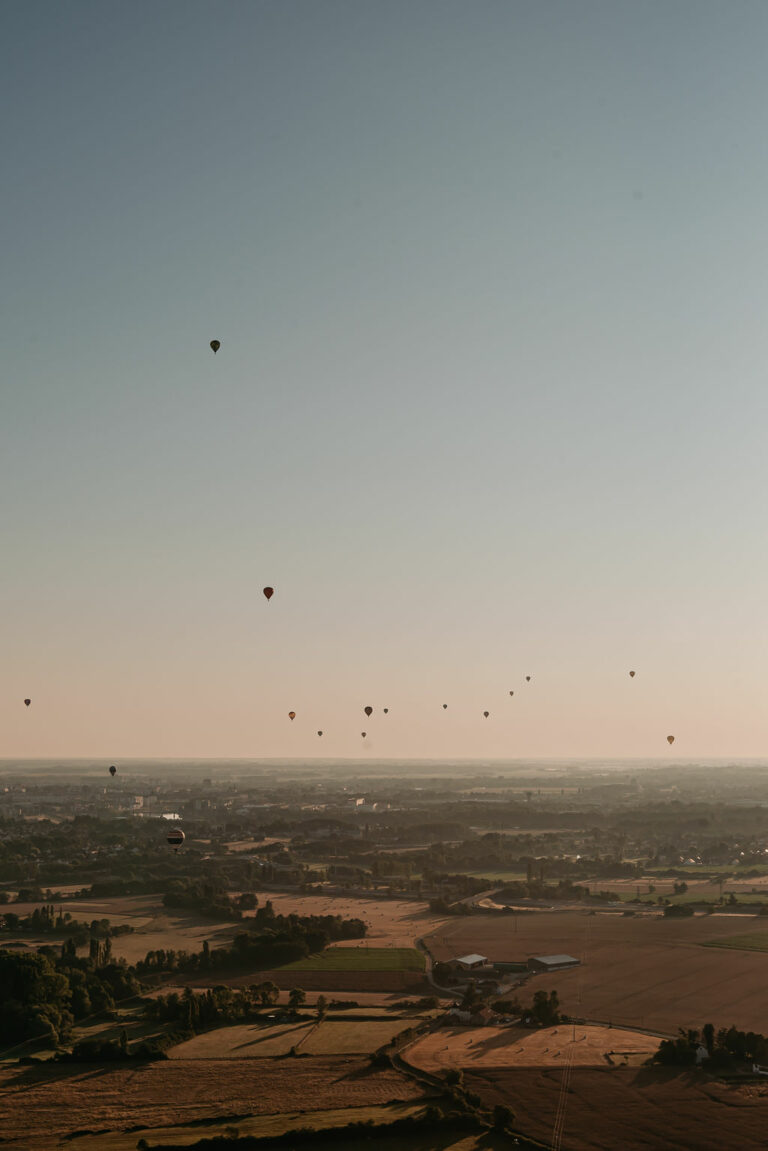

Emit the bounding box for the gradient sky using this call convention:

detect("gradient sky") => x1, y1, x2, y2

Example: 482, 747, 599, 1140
3, 1, 768, 759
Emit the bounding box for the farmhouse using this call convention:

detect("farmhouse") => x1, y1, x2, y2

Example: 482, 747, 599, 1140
527, 954, 580, 973
447, 953, 489, 974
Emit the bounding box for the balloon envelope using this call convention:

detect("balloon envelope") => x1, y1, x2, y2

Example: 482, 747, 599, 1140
667, 735, 675, 745
509, 691, 514, 696
263, 587, 274, 601
288, 711, 296, 720
109, 765, 117, 777
361, 731, 367, 738
629, 670, 636, 678
483, 711, 489, 718
383, 708, 389, 714
525, 676, 531, 682
167, 828, 185, 848
442, 703, 448, 709
210, 340, 220, 353
317, 731, 323, 737
364, 706, 373, 717
23, 699, 31, 707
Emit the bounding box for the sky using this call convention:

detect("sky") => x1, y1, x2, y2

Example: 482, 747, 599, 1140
3, 0, 768, 760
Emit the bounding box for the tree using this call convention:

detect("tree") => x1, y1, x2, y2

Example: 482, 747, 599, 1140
288, 987, 306, 1010
316, 995, 328, 1019
702, 1022, 715, 1056
493, 1104, 515, 1132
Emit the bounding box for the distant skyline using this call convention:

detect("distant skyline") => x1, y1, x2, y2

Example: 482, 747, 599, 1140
3, 2, 768, 759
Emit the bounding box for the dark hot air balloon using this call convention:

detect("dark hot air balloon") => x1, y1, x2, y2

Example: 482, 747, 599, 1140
361, 731, 367, 738
24, 699, 31, 707
509, 691, 514, 697
364, 706, 373, 717
442, 703, 448, 709
317, 730, 323, 737
383, 708, 389, 714
483, 711, 489, 718
525, 676, 531, 682
629, 670, 636, 678
109, 765, 117, 777
210, 340, 220, 354
167, 827, 185, 852
263, 587, 274, 601
667, 735, 675, 745
288, 711, 296, 721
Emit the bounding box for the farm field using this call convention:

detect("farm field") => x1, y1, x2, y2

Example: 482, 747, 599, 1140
465, 1065, 768, 1151
280, 946, 424, 972
408, 1024, 657, 1072
167, 1018, 410, 1059
63, 1101, 432, 1151
703, 930, 768, 952
242, 892, 448, 949
0, 1057, 424, 1150
425, 912, 768, 1033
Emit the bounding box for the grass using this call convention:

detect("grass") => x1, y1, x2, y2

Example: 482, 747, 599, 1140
278, 947, 425, 972
703, 930, 768, 952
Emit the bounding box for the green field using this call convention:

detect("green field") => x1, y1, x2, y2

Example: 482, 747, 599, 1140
703, 930, 768, 952
279, 947, 425, 972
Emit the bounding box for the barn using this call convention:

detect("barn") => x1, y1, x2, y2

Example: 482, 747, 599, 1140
447, 953, 489, 975
527, 953, 580, 973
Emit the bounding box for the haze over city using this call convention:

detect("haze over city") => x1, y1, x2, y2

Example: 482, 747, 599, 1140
3, 0, 768, 759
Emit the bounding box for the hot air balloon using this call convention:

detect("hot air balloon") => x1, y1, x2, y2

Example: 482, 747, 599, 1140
210, 340, 220, 354
109, 765, 117, 777
364, 706, 373, 718
361, 731, 367, 738
629, 670, 636, 678
667, 735, 675, 745
263, 587, 274, 601
23, 699, 31, 707
442, 703, 448, 709
383, 708, 389, 714
167, 827, 185, 852
317, 730, 323, 737
509, 691, 514, 697
525, 676, 531, 683
483, 711, 490, 718
288, 711, 296, 721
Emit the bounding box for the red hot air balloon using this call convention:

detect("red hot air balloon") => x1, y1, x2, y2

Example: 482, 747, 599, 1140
667, 735, 675, 745
167, 827, 185, 852
364, 706, 373, 718
109, 765, 117, 777
24, 699, 31, 707
210, 340, 220, 354
288, 711, 296, 721
263, 587, 274, 601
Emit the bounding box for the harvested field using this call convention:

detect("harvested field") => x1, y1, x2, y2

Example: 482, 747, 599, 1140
64, 1101, 433, 1151
466, 1065, 768, 1151
0, 1057, 424, 1150
241, 893, 447, 950
408, 1024, 656, 1071
425, 911, 768, 1033
168, 1022, 315, 1058
168, 1019, 410, 1059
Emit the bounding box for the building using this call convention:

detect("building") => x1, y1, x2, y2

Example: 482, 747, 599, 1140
527, 954, 580, 973
447, 953, 489, 975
